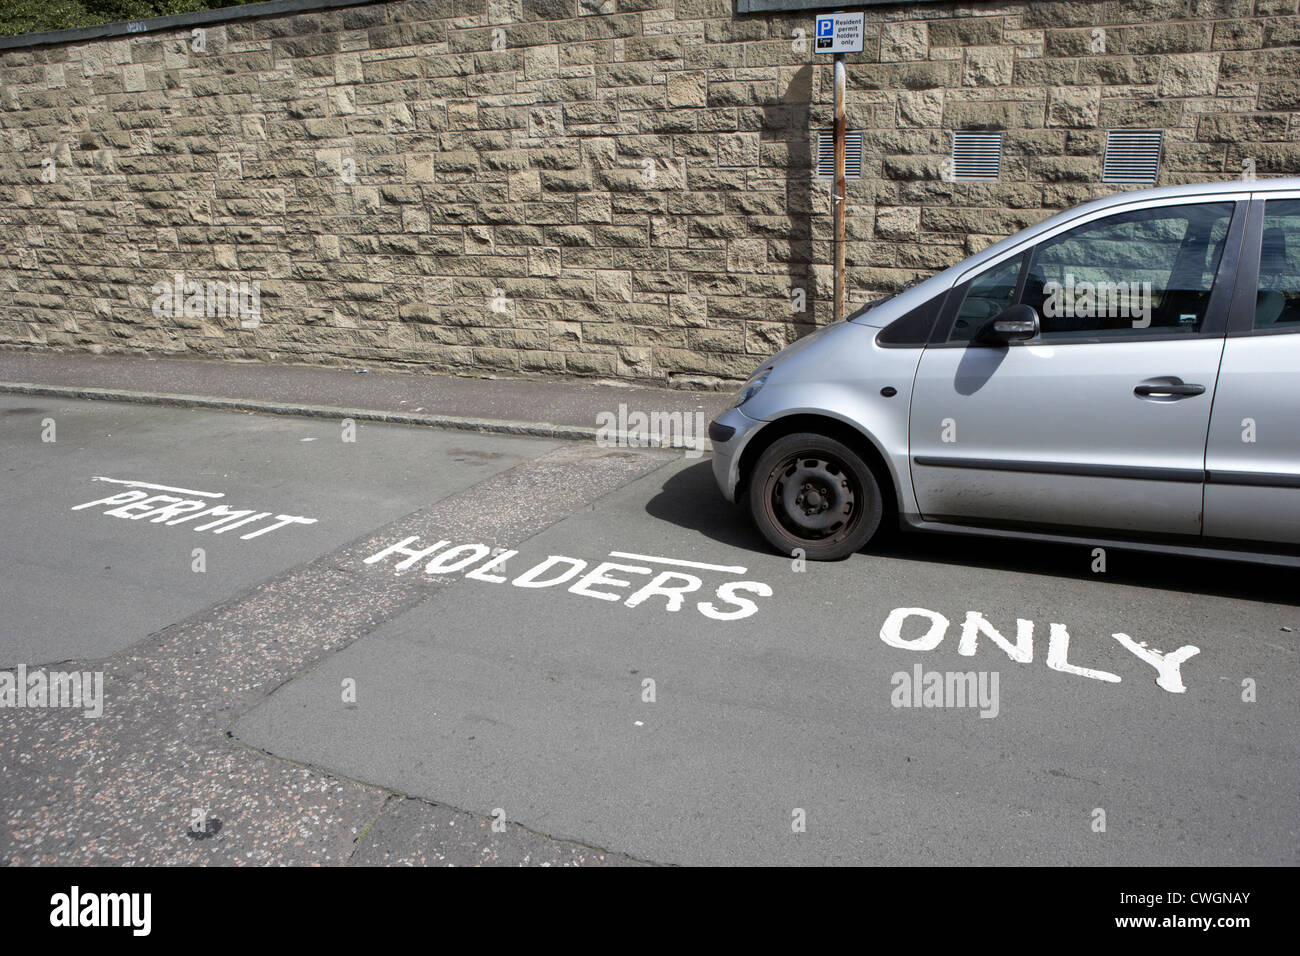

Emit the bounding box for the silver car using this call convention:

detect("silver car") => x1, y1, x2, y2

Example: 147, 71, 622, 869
711, 178, 1300, 565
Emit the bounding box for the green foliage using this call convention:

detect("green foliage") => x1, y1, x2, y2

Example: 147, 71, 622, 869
0, 1, 262, 39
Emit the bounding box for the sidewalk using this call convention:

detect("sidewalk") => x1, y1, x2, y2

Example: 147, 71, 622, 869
0, 349, 730, 449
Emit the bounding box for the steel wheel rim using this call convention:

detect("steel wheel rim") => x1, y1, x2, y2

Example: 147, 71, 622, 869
764, 451, 861, 544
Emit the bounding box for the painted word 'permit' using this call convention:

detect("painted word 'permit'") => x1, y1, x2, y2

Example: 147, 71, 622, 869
72, 477, 317, 541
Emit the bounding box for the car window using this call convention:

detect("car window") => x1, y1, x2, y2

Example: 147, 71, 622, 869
1020, 202, 1235, 340
1255, 199, 1300, 330
877, 294, 944, 346
947, 253, 1025, 343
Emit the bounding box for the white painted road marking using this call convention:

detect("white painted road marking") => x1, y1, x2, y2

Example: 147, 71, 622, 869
91, 476, 224, 498
73, 477, 318, 541
365, 536, 772, 620
607, 551, 748, 575
878, 607, 1201, 694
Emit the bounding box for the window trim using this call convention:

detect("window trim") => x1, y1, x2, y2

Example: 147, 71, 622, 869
938, 251, 1030, 345
1227, 192, 1300, 337
927, 198, 1249, 348
951, 193, 1250, 288
875, 292, 948, 348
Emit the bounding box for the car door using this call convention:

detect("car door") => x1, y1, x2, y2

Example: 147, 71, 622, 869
1204, 193, 1300, 544
908, 197, 1245, 536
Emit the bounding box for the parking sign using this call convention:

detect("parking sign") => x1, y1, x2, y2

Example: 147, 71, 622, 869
814, 12, 865, 54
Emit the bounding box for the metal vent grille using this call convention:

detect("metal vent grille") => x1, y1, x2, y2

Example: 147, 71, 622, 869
816, 131, 863, 179
950, 131, 1003, 182
1103, 129, 1163, 185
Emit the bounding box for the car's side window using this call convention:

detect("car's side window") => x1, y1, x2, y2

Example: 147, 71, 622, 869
1255, 199, 1300, 330
946, 253, 1025, 343
876, 293, 945, 346
1020, 202, 1235, 340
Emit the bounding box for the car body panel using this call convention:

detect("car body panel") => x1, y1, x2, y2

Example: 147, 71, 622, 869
711, 322, 923, 509
1200, 189, 1300, 544
909, 337, 1226, 534
1205, 333, 1300, 542
709, 405, 763, 504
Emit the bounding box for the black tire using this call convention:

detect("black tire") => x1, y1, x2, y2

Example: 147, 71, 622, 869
747, 432, 884, 561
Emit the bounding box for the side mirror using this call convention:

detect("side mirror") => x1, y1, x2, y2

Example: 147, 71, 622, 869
977, 304, 1039, 344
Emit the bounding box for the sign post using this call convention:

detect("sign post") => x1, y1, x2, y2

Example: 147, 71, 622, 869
815, 12, 864, 324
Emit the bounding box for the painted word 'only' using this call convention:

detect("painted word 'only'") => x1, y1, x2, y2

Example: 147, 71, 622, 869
73, 478, 317, 540
364, 536, 772, 620
880, 607, 1200, 694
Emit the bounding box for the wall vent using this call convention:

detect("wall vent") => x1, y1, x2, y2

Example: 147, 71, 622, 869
1103, 129, 1164, 185
816, 131, 863, 179
950, 131, 1004, 182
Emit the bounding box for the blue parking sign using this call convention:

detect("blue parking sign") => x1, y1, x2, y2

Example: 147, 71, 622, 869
814, 12, 864, 54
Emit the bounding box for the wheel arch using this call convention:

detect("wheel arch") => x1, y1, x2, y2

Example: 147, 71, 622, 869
736, 413, 900, 521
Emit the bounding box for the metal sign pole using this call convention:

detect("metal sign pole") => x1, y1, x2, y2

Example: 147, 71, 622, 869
832, 51, 846, 325
816, 11, 861, 325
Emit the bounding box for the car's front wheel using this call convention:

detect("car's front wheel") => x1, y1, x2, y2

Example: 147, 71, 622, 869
747, 432, 884, 561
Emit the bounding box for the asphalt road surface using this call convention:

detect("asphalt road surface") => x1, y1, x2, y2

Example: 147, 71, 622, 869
1, 395, 1296, 865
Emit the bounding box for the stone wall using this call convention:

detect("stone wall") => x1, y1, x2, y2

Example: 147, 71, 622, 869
1, 0, 1298, 385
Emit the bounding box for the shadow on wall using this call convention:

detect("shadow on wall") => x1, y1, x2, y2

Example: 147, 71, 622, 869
763, 63, 818, 344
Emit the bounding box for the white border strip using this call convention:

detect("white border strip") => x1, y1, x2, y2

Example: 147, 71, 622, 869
608, 551, 747, 575
92, 476, 224, 499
